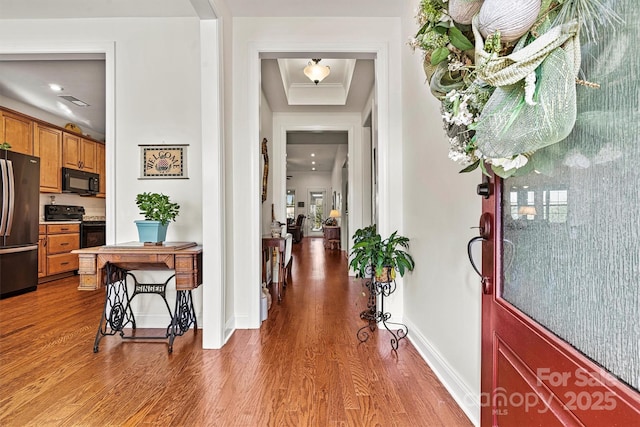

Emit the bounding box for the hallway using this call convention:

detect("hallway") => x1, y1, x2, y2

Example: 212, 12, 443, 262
0, 237, 471, 426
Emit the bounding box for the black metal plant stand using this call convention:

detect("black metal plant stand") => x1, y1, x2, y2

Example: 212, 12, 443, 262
93, 262, 197, 354
357, 269, 409, 351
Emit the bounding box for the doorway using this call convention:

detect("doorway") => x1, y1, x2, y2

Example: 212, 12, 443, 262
308, 190, 326, 235
240, 39, 397, 329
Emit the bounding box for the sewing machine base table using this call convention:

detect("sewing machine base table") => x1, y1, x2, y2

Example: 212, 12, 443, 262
93, 263, 197, 354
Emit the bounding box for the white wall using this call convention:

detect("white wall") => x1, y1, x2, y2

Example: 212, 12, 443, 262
0, 17, 205, 328
400, 4, 482, 425
206, 0, 236, 344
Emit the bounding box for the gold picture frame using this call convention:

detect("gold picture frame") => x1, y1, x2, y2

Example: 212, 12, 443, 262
139, 144, 188, 179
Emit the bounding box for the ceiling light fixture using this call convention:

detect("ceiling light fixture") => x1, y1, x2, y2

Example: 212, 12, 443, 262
312, 167, 316, 171
303, 59, 330, 85
312, 161, 316, 165
311, 153, 315, 157
58, 95, 90, 107
49, 83, 64, 92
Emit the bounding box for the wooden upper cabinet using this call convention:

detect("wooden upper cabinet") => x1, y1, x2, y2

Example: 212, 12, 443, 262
63, 132, 97, 173
1, 110, 34, 155
82, 138, 97, 172
33, 123, 63, 193
96, 142, 106, 198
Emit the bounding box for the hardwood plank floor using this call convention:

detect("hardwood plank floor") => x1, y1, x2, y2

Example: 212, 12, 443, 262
0, 237, 472, 426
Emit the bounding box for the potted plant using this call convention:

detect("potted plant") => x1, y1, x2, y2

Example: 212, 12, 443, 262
134, 192, 180, 244
349, 225, 415, 282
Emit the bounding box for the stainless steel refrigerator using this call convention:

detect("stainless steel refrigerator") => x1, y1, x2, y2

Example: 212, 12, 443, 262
0, 150, 40, 298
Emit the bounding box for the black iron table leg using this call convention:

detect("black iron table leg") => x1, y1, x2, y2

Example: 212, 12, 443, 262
93, 263, 136, 353
356, 277, 409, 352
167, 290, 197, 353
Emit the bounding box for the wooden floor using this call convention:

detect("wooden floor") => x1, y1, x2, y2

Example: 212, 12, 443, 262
0, 237, 472, 426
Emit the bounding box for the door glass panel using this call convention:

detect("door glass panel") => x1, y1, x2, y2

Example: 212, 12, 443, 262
501, 0, 639, 392
309, 191, 325, 232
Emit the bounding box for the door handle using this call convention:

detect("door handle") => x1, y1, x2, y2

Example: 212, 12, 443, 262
467, 236, 485, 279
467, 212, 493, 294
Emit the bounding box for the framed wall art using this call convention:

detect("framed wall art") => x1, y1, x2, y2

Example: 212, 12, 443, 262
139, 144, 188, 179
261, 138, 268, 203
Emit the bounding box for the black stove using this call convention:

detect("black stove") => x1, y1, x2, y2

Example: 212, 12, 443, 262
44, 204, 85, 221
44, 205, 106, 248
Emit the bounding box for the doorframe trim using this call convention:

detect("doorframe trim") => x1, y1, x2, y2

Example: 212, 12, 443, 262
239, 41, 394, 329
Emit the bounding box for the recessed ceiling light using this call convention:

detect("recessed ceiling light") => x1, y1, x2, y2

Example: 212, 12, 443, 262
312, 167, 316, 171
49, 83, 64, 92
311, 153, 315, 157
312, 161, 316, 165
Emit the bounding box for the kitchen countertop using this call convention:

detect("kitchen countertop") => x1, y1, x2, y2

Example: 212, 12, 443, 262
40, 220, 82, 225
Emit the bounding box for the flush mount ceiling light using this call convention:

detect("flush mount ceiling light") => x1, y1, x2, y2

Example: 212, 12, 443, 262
49, 83, 64, 92
303, 59, 330, 85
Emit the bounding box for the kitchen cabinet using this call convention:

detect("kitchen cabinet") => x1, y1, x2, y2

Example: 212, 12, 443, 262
96, 142, 106, 198
63, 132, 97, 172
40, 223, 80, 281
1, 109, 33, 155
33, 123, 63, 193
38, 225, 47, 279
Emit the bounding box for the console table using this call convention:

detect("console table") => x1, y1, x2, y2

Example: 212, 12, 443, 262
73, 242, 203, 353
323, 226, 340, 250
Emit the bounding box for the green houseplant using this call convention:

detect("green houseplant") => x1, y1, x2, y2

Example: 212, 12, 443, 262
134, 192, 180, 243
349, 225, 415, 282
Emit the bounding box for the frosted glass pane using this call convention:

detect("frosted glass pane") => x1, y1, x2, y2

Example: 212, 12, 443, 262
501, 0, 640, 392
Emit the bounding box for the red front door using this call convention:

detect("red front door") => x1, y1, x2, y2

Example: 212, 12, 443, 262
479, 175, 640, 426
478, 1, 640, 424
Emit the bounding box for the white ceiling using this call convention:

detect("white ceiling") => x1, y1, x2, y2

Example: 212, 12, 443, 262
227, 0, 402, 17
0, 0, 403, 19
287, 131, 347, 173
262, 58, 374, 113
0, 0, 200, 19
0, 0, 380, 174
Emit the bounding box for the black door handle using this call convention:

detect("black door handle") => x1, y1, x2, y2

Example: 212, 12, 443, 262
467, 235, 486, 280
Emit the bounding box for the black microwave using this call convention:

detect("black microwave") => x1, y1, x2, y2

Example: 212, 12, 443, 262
62, 167, 99, 196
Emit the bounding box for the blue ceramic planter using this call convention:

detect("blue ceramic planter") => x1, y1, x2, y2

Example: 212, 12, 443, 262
134, 220, 168, 243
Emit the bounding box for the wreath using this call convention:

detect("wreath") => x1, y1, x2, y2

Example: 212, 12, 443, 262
410, 0, 620, 178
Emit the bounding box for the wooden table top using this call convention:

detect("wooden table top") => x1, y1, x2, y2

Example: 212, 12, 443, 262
74, 241, 201, 254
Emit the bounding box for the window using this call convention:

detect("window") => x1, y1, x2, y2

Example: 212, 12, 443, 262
286, 191, 295, 220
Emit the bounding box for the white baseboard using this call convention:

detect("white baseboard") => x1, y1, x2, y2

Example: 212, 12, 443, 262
224, 317, 235, 344
404, 318, 480, 427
